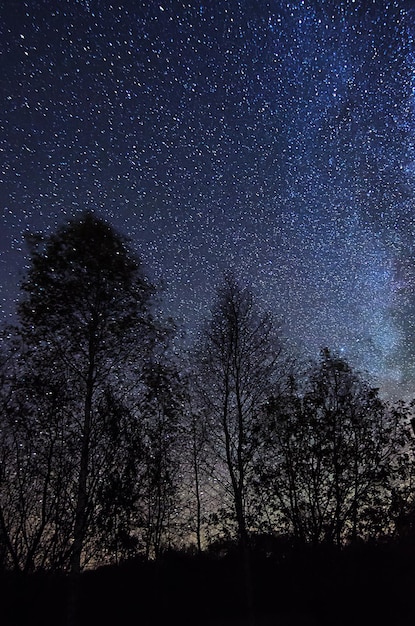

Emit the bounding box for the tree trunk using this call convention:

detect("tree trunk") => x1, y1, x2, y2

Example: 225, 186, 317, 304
70, 387, 93, 575
70, 344, 95, 575
192, 430, 202, 553
67, 363, 94, 626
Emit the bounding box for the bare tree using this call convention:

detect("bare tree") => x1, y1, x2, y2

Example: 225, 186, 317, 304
195, 271, 285, 622
176, 367, 212, 554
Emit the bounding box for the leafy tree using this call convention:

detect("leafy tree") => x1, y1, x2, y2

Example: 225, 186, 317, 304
137, 359, 183, 559
257, 348, 411, 545
14, 211, 161, 573
90, 387, 143, 565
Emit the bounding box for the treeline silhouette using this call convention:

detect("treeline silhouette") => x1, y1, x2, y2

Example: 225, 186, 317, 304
1, 212, 415, 625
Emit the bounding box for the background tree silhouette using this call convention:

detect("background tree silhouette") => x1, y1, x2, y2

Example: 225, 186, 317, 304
255, 348, 412, 545
194, 271, 287, 622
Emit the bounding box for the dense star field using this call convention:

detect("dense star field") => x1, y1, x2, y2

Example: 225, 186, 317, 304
1, 0, 415, 399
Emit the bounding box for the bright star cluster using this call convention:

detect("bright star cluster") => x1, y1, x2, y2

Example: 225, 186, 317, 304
1, 1, 415, 398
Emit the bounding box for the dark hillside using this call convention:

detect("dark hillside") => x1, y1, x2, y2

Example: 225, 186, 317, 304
2, 542, 415, 626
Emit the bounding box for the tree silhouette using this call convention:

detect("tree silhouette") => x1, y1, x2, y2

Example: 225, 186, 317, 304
15, 211, 160, 574
195, 271, 285, 623
257, 348, 411, 545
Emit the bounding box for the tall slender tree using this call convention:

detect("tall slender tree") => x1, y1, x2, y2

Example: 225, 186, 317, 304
16, 211, 160, 574
195, 271, 285, 623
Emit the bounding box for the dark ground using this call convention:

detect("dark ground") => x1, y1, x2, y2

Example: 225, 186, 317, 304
2, 540, 415, 626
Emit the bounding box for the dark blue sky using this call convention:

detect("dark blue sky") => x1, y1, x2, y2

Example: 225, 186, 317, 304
1, 0, 415, 398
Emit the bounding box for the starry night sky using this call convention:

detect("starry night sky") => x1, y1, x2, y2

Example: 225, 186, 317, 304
1, 0, 415, 399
